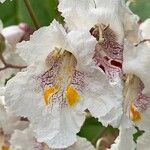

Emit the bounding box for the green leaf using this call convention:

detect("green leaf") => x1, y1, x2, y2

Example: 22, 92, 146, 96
0, 0, 59, 27
130, 0, 150, 21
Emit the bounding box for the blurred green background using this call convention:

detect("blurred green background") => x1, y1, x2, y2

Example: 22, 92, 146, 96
0, 0, 149, 145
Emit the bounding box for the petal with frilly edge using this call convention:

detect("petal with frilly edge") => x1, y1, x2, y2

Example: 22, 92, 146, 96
83, 70, 123, 127
6, 20, 123, 148
5, 20, 99, 148
10, 127, 95, 150
58, 0, 141, 83
140, 18, 150, 39
5, 63, 86, 148
16, 20, 67, 66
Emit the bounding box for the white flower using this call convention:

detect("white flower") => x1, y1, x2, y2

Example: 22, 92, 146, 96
58, 0, 141, 84
5, 20, 122, 148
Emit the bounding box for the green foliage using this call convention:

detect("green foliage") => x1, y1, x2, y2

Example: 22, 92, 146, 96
0, 0, 59, 27
130, 0, 150, 21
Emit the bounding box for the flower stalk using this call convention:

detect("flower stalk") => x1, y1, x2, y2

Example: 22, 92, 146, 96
23, 0, 40, 29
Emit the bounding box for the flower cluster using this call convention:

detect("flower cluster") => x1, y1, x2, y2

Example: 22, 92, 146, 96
0, 0, 150, 149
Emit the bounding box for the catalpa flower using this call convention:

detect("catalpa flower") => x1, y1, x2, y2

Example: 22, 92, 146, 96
10, 127, 95, 150
4, 20, 122, 148
109, 40, 150, 150
58, 0, 141, 84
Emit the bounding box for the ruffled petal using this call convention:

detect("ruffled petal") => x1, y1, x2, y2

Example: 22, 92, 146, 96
5, 63, 86, 148
83, 70, 123, 127
17, 20, 67, 65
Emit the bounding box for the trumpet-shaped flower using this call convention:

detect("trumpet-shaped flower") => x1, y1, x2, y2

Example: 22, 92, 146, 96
58, 0, 141, 84
5, 20, 122, 148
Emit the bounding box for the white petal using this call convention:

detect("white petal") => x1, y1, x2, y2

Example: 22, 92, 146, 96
67, 30, 97, 71
10, 127, 35, 150
0, 87, 5, 96
140, 18, 150, 39
121, 0, 141, 43
17, 20, 67, 65
5, 64, 85, 148
136, 107, 150, 131
123, 41, 150, 97
83, 70, 123, 127
136, 131, 150, 150
59, 0, 124, 41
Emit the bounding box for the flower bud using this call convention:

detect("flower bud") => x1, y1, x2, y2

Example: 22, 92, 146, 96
1, 25, 25, 49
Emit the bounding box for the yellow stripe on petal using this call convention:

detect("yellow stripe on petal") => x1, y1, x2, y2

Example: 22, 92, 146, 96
130, 104, 141, 122
66, 86, 80, 106
43, 84, 59, 106
2, 145, 9, 150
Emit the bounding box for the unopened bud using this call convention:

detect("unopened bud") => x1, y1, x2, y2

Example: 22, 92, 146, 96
0, 33, 6, 53
18, 23, 35, 41
1, 25, 25, 49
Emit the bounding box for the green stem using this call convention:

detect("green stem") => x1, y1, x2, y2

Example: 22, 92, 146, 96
23, 0, 40, 29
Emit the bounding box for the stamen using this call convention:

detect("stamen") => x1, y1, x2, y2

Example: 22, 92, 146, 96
38, 48, 83, 108
130, 104, 141, 122
66, 85, 80, 106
